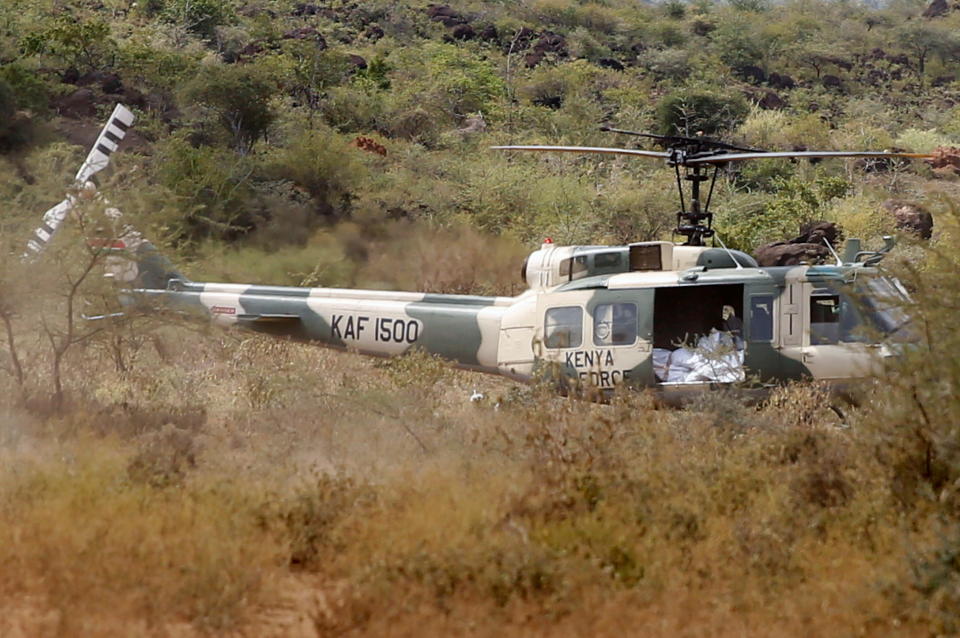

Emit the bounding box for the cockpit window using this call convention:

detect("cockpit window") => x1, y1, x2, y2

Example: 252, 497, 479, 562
808, 277, 916, 345
810, 295, 841, 344
859, 277, 915, 341
593, 303, 638, 346
544, 306, 583, 349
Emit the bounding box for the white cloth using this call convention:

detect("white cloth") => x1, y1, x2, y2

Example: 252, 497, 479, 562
662, 330, 745, 383
652, 348, 672, 381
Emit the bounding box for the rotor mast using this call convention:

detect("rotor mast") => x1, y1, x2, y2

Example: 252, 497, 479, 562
604, 128, 759, 247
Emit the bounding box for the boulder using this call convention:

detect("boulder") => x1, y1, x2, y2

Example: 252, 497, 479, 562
926, 146, 960, 173
735, 65, 766, 85
822, 74, 842, 89
922, 0, 949, 17
237, 40, 266, 59
509, 27, 537, 51
690, 19, 715, 36
767, 72, 795, 90
451, 24, 475, 40
121, 86, 148, 110
598, 58, 625, 71
754, 221, 843, 266
532, 94, 563, 109
76, 70, 123, 94
524, 51, 544, 68
364, 25, 384, 41
478, 25, 499, 42
755, 242, 831, 267
757, 90, 785, 110
292, 3, 321, 16
283, 27, 327, 49
457, 113, 487, 135
62, 67, 80, 85
533, 31, 567, 56
53, 88, 99, 119
346, 54, 367, 70
426, 4, 467, 27
882, 200, 934, 239
796, 221, 842, 246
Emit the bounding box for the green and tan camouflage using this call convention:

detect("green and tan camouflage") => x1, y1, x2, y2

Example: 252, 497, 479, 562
115, 234, 911, 400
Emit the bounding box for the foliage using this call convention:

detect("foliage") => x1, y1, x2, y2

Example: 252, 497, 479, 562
181, 64, 277, 153
19, 17, 116, 71
3, 0, 960, 633
153, 136, 258, 241
161, 0, 235, 40
655, 88, 750, 136
0, 62, 52, 113
717, 173, 851, 251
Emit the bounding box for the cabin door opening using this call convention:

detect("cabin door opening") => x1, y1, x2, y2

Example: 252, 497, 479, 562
652, 284, 745, 383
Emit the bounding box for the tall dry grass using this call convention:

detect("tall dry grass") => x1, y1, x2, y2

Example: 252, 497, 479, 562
1, 216, 960, 636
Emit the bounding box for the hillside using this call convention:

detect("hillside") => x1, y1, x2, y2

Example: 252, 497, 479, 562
2, 0, 960, 636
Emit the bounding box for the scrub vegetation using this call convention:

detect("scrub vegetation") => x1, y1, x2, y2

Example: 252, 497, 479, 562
3, 0, 960, 635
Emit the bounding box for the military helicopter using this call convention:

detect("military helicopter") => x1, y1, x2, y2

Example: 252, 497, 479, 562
30, 105, 930, 401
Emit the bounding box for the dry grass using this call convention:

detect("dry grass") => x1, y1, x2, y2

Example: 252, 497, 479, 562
0, 323, 947, 637
3, 224, 960, 636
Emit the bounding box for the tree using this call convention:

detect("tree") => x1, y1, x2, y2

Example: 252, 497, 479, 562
182, 65, 277, 154
655, 89, 750, 136
896, 21, 960, 80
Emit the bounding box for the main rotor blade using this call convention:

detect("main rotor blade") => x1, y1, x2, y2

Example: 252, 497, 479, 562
75, 103, 136, 184
492, 145, 671, 160
684, 150, 934, 165
24, 197, 74, 258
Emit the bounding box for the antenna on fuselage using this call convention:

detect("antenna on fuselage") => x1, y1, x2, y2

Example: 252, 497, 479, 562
822, 237, 843, 266
714, 234, 744, 270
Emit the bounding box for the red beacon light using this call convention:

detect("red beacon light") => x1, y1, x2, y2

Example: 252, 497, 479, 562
543, 237, 553, 244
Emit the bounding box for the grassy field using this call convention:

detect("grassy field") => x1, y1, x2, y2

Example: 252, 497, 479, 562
0, 295, 957, 636
4, 0, 960, 632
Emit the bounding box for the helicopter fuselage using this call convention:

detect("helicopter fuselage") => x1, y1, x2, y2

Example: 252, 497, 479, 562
126, 240, 904, 397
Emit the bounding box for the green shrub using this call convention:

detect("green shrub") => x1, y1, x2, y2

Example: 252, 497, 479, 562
19, 17, 117, 72
655, 88, 750, 136
153, 136, 259, 241
181, 64, 277, 153
162, 0, 234, 40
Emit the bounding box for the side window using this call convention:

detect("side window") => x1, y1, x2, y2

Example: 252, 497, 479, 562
749, 295, 774, 342
558, 256, 589, 281
593, 303, 638, 346
594, 252, 622, 269
571, 256, 588, 279
544, 306, 583, 349
810, 294, 840, 344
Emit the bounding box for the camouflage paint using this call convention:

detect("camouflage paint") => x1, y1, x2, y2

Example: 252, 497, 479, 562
119, 237, 892, 395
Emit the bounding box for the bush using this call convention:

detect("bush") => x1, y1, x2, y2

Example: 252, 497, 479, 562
153, 136, 258, 241
655, 88, 750, 136
181, 64, 277, 153
162, 0, 234, 40
387, 42, 505, 137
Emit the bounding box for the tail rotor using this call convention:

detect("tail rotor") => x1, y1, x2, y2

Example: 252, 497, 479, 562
23, 104, 136, 260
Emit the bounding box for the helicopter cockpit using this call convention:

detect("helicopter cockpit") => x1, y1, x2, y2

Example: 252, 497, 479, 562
809, 276, 915, 346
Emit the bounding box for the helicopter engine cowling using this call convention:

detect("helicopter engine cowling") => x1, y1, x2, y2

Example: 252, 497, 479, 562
521, 241, 758, 289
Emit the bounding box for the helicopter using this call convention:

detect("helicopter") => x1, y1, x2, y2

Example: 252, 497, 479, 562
28, 105, 931, 402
